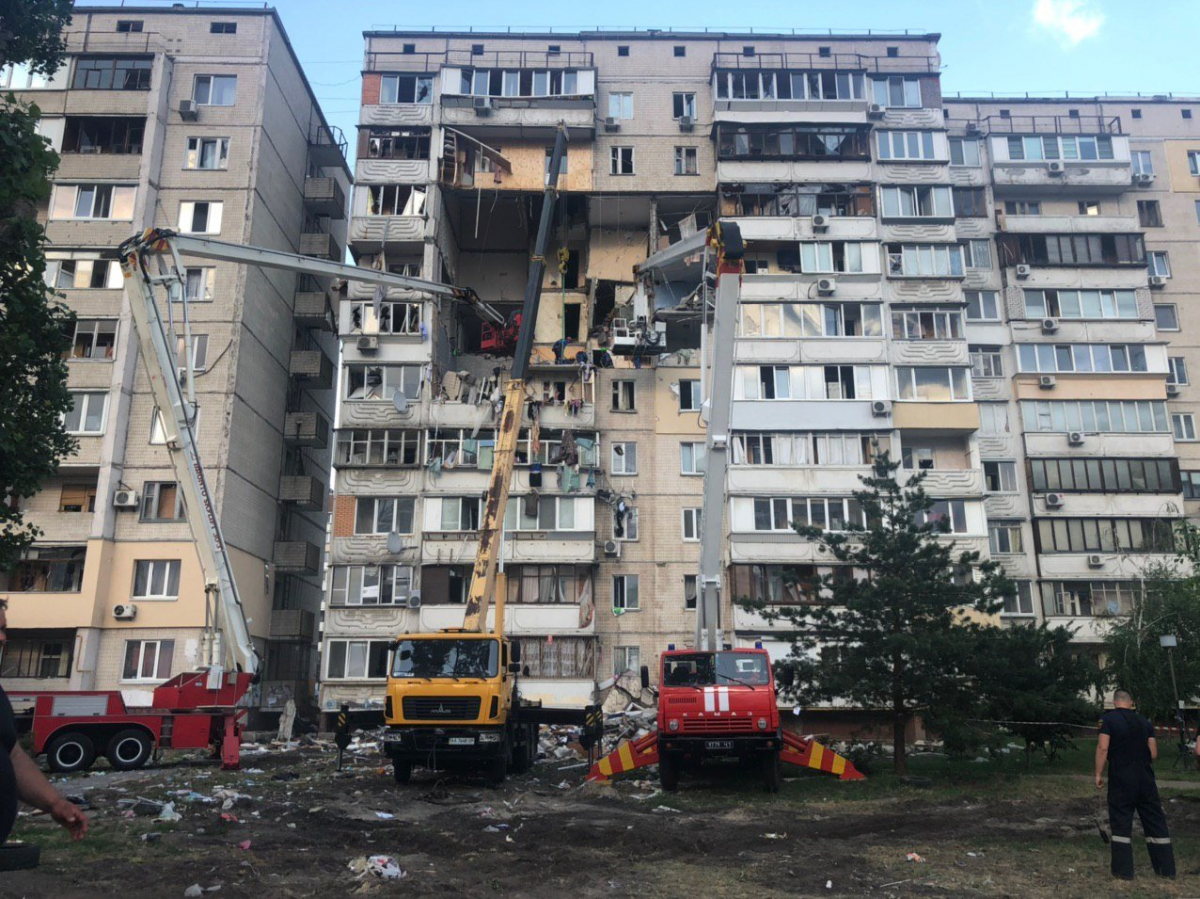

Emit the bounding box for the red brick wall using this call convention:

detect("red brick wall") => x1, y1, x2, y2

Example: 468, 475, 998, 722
332, 494, 356, 537
362, 74, 381, 107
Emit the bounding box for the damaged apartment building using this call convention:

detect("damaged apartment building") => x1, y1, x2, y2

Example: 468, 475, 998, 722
316, 30, 1191, 731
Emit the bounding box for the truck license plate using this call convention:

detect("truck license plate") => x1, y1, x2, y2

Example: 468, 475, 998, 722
705, 740, 734, 750
448, 737, 475, 746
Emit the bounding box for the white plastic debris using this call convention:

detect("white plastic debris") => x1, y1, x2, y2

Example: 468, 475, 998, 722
184, 887, 204, 898
374, 811, 395, 820
652, 806, 681, 814
155, 802, 182, 823
367, 855, 405, 880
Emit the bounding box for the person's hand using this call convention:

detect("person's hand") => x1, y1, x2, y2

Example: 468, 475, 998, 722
48, 798, 88, 841
1095, 775, 1104, 790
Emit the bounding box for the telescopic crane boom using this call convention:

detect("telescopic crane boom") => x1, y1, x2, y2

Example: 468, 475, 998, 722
117, 229, 499, 681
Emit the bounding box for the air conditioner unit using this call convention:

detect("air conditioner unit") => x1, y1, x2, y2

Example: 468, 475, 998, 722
603, 539, 621, 557
816, 277, 837, 296
473, 97, 492, 116
965, 122, 981, 134
867, 103, 886, 119
1047, 160, 1066, 175
178, 99, 199, 121
1087, 554, 1104, 569
357, 334, 379, 352
604, 116, 620, 132
1134, 172, 1155, 185
1149, 276, 1167, 288
113, 603, 138, 620
811, 214, 830, 232
1038, 375, 1057, 390
1015, 264, 1032, 279
405, 592, 422, 610
1167, 383, 1181, 396
1041, 318, 1059, 333
1045, 492, 1064, 509
678, 114, 694, 132
871, 400, 892, 417
113, 489, 140, 509
1067, 430, 1085, 445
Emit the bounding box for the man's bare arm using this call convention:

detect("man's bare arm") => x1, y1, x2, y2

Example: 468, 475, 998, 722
10, 745, 88, 840
1095, 732, 1110, 789
1148, 736, 1158, 762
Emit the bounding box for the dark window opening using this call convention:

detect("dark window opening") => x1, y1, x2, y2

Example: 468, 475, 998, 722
819, 46, 831, 58
674, 46, 686, 57
886, 46, 899, 57
563, 303, 581, 339
471, 44, 484, 55
210, 22, 237, 34
63, 117, 145, 154
116, 20, 143, 33
618, 45, 630, 57
402, 43, 416, 54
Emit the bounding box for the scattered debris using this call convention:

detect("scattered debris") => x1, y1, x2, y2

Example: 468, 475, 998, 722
349, 855, 406, 881
906, 852, 925, 863
762, 833, 787, 840
374, 812, 395, 820
239, 840, 252, 851
155, 802, 182, 823
652, 806, 681, 814
141, 833, 162, 843
120, 797, 164, 817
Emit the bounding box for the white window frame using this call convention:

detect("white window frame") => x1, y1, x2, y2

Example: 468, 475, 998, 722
979, 403, 1010, 434
1148, 251, 1171, 278
682, 508, 702, 542
870, 75, 921, 108
949, 136, 981, 166
177, 200, 224, 234
886, 243, 965, 278
139, 481, 184, 522
614, 507, 639, 542
612, 575, 640, 611
983, 460, 1018, 493
1155, 304, 1179, 332
896, 367, 971, 402
672, 92, 696, 119
439, 497, 481, 532
67, 319, 118, 360
344, 364, 422, 402
611, 380, 636, 411
989, 522, 1024, 555
965, 290, 1000, 322
355, 496, 416, 535
608, 92, 633, 119
1131, 150, 1153, 175
1020, 400, 1168, 434
121, 639, 173, 682
1169, 358, 1188, 386
614, 645, 640, 674
876, 131, 938, 161
63, 391, 108, 434
184, 136, 230, 170
330, 564, 415, 606
674, 146, 698, 176
193, 74, 237, 106
610, 146, 635, 176
132, 559, 181, 600
680, 442, 706, 475
610, 441, 637, 475
1173, 413, 1197, 442
678, 379, 702, 412
880, 185, 953, 219
1024, 289, 1138, 321
45, 254, 125, 290
324, 639, 393, 680
49, 184, 136, 221
684, 574, 698, 610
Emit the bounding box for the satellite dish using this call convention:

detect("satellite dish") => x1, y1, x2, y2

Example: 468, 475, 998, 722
392, 391, 409, 414
386, 532, 404, 554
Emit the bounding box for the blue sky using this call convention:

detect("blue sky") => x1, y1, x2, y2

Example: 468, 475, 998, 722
78, 0, 1199, 161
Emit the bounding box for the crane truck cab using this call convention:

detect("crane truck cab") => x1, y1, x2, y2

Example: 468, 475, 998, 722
381, 631, 537, 785
642, 646, 791, 792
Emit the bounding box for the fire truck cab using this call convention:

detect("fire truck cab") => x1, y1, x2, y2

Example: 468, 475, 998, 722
642, 646, 789, 792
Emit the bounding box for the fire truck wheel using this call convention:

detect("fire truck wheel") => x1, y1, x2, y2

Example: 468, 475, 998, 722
658, 751, 680, 792
106, 729, 153, 771
761, 749, 782, 793
392, 760, 412, 784
46, 731, 96, 774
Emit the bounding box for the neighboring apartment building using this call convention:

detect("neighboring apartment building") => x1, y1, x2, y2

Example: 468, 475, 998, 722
0, 7, 350, 717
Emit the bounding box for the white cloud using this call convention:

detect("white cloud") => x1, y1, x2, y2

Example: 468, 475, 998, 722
1031, 0, 1105, 47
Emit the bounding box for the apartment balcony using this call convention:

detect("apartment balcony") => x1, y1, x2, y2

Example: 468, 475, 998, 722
892, 340, 970, 367
63, 90, 150, 117
283, 410, 330, 448
734, 338, 887, 367
269, 609, 316, 641
440, 53, 596, 138
727, 467, 869, 495
731, 400, 883, 432
1030, 493, 1183, 519
892, 401, 980, 433
348, 216, 428, 254
733, 605, 800, 634
309, 123, 348, 168
288, 349, 334, 389
299, 232, 341, 261
55, 152, 142, 181
729, 215, 877, 244
530, 403, 595, 430
360, 104, 434, 128
355, 158, 432, 184
279, 474, 326, 511
1038, 552, 1180, 580
997, 213, 1141, 234
910, 468, 985, 497
293, 291, 334, 331
421, 532, 596, 566
323, 602, 595, 638
272, 541, 321, 575
441, 95, 596, 138
303, 177, 347, 218
1025, 432, 1174, 458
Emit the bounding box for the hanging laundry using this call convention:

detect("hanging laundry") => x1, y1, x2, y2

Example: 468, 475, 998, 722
427, 457, 443, 479
613, 499, 628, 538
529, 462, 543, 489
523, 491, 539, 519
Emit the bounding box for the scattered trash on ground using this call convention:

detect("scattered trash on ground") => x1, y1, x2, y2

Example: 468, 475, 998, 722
906, 852, 925, 863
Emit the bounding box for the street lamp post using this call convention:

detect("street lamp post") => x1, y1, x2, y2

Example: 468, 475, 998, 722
1159, 635, 1189, 769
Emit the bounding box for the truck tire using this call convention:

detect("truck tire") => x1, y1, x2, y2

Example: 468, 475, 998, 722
488, 752, 507, 786
659, 751, 680, 792
509, 725, 535, 774
46, 731, 96, 774
106, 729, 153, 771
392, 760, 412, 784
762, 749, 782, 793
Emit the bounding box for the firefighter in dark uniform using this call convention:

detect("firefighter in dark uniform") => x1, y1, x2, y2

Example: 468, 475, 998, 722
1095, 689, 1175, 880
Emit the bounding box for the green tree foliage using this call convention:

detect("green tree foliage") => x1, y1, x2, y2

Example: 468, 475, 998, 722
1104, 551, 1200, 727
0, 0, 74, 73
0, 4, 75, 571
945, 623, 1100, 763
747, 450, 1017, 774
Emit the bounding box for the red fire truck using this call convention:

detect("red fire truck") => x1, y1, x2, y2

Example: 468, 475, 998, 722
9, 671, 252, 773
648, 645, 787, 791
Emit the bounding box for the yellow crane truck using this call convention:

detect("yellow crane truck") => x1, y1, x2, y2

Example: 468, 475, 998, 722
382, 125, 599, 785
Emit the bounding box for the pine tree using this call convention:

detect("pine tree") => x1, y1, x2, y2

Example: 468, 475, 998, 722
748, 449, 1015, 775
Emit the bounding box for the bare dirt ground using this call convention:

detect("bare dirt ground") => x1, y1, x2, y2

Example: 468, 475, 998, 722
6, 738, 1200, 898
